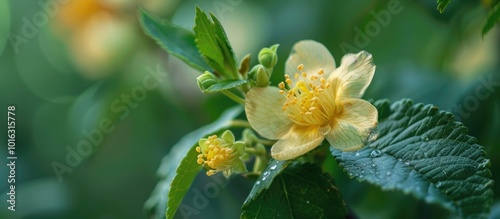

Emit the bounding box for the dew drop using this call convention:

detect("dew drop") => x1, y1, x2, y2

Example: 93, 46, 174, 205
371, 163, 376, 167
256, 181, 260, 185
263, 171, 270, 176
386, 171, 391, 176
404, 161, 410, 165
262, 176, 267, 181
270, 165, 277, 170
355, 152, 360, 157
370, 150, 382, 158
306, 201, 310, 204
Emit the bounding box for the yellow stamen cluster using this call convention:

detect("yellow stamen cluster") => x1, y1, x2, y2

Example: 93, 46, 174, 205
278, 64, 331, 125
196, 135, 234, 176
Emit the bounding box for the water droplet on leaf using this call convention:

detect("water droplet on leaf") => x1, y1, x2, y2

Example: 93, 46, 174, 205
270, 165, 277, 170
370, 150, 382, 158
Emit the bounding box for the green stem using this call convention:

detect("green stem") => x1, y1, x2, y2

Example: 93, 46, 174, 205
221, 90, 245, 105
245, 147, 258, 154
239, 84, 250, 94
245, 147, 265, 156
230, 120, 251, 128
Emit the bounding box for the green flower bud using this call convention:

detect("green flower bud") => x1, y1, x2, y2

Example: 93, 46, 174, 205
196, 71, 217, 92
249, 65, 270, 87
258, 44, 279, 69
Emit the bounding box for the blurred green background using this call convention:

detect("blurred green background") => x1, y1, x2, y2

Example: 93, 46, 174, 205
1, 0, 499, 218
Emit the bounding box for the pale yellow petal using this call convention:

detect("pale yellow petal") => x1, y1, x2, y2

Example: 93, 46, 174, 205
285, 40, 336, 82
330, 51, 375, 99
245, 87, 292, 139
271, 126, 325, 160
326, 99, 378, 151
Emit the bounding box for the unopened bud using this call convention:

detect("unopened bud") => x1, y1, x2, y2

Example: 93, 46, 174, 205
258, 44, 279, 69
196, 71, 217, 92
249, 65, 270, 87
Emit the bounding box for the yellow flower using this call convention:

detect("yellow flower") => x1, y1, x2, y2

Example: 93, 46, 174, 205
196, 130, 247, 177
245, 40, 378, 160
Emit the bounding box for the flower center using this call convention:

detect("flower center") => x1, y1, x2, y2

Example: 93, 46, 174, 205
278, 64, 336, 129
196, 135, 234, 176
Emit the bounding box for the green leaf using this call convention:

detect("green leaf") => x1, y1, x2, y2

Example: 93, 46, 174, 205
144, 106, 243, 219
204, 79, 249, 93
242, 162, 348, 219
482, 2, 500, 37
437, 0, 451, 13
243, 159, 291, 202
194, 6, 238, 79
139, 9, 211, 72
165, 146, 201, 219
332, 99, 493, 218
